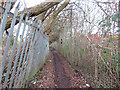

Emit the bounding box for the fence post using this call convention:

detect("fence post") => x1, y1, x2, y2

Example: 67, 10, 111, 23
0, 0, 12, 84
2, 3, 21, 88
0, 44, 2, 86
0, 2, 49, 88
118, 1, 120, 87
20, 20, 39, 87
13, 15, 31, 88
19, 21, 40, 88
0, 0, 12, 44
24, 20, 41, 81
10, 12, 30, 88
8, 9, 25, 88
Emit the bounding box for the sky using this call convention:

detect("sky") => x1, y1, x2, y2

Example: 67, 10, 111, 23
21, 0, 45, 8
11, 0, 45, 41
10, 0, 119, 39
15, 0, 118, 8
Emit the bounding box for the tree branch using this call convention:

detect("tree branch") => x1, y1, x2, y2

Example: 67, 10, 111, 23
4, 1, 63, 30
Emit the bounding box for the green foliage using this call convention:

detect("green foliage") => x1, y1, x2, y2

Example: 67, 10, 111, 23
65, 44, 69, 48
34, 79, 37, 83
99, 14, 118, 26
98, 15, 110, 26
103, 50, 107, 53
75, 43, 79, 47
107, 36, 113, 43
103, 29, 110, 38
103, 32, 107, 38
111, 54, 120, 73
79, 47, 84, 60
94, 80, 97, 83
103, 51, 119, 73
116, 64, 120, 73
98, 19, 106, 25
35, 70, 41, 77
107, 23, 111, 27
17, 41, 19, 45
98, 14, 118, 39
112, 54, 118, 60
112, 14, 119, 22
98, 15, 112, 39
10, 37, 14, 46
79, 47, 83, 52
28, 77, 34, 82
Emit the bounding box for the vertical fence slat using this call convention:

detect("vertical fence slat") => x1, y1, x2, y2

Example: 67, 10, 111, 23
0, 0, 12, 44
0, 3, 49, 87
28, 25, 41, 75
18, 21, 40, 88
19, 21, 40, 88
24, 20, 41, 80
118, 1, 120, 87
12, 19, 33, 87
12, 18, 32, 88
0, 0, 12, 83
14, 20, 39, 88
3, 4, 19, 88
3, 3, 20, 88
8, 12, 29, 88
1, 3, 20, 87
7, 8, 25, 88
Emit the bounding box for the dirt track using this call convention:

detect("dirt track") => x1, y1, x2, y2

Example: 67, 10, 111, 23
52, 50, 71, 88
29, 49, 88, 88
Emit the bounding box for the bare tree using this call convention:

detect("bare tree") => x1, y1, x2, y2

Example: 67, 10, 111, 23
1, 0, 70, 44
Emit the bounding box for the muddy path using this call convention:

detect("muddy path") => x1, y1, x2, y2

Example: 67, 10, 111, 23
52, 50, 71, 88
29, 49, 88, 88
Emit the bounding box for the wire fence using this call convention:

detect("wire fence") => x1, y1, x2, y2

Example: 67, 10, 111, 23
0, 1, 49, 88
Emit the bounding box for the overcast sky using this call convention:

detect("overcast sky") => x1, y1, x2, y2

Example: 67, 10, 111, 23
11, 0, 119, 38
21, 0, 45, 8
15, 0, 119, 9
